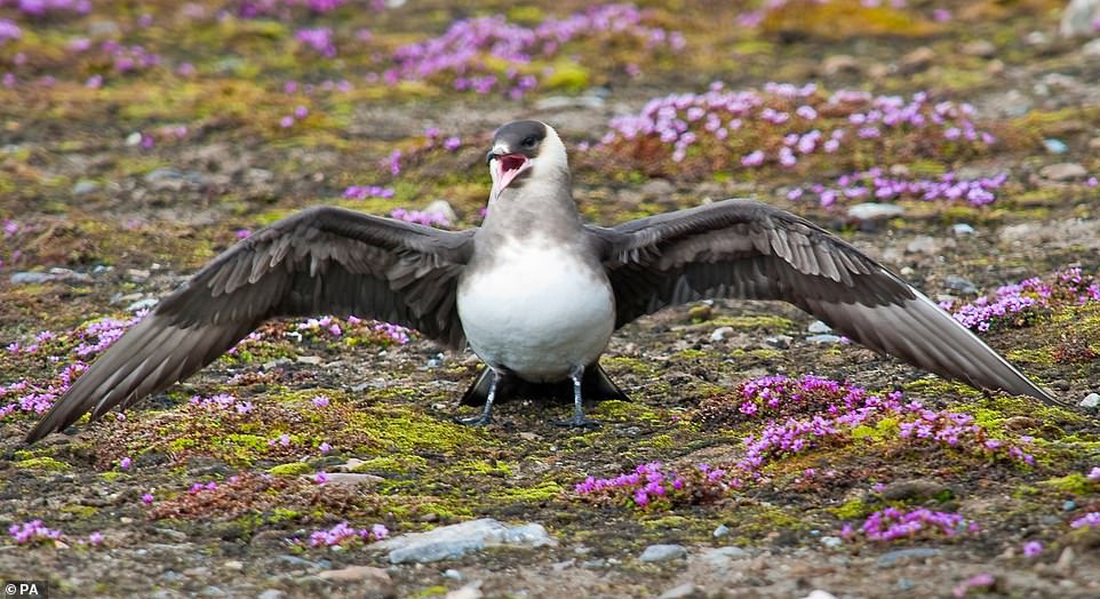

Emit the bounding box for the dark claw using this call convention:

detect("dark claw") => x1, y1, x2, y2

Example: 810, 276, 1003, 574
554, 416, 600, 428
455, 413, 493, 426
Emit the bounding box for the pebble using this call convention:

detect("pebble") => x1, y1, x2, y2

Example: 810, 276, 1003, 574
424, 199, 457, 223
846, 202, 905, 222
639, 543, 687, 562
713, 524, 730, 538
1080, 392, 1100, 410
806, 334, 843, 344
801, 591, 839, 599
905, 235, 941, 255
1042, 139, 1069, 154
710, 326, 734, 342
316, 472, 384, 487
1063, 500, 1077, 511
658, 583, 704, 599
821, 54, 861, 75
952, 223, 975, 236
820, 536, 843, 548
371, 518, 555, 564
256, 591, 285, 599
876, 547, 942, 567
944, 275, 978, 295
72, 179, 101, 195
1084, 38, 1100, 57
1040, 162, 1087, 181
442, 568, 465, 580
880, 479, 952, 501
10, 268, 92, 285
533, 95, 605, 110
808, 320, 832, 334
961, 39, 996, 58
899, 46, 935, 74
640, 178, 676, 197
444, 581, 484, 599
765, 334, 792, 349
1060, 0, 1100, 37
699, 546, 749, 565
317, 564, 392, 584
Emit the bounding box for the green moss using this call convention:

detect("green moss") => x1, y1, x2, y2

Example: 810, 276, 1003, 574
453, 460, 514, 477
59, 504, 98, 518
350, 455, 429, 474
15, 456, 72, 472
831, 498, 872, 519
1040, 473, 1094, 495
268, 462, 314, 476
1004, 348, 1055, 366
490, 481, 564, 502
99, 471, 126, 482
710, 315, 796, 331
903, 377, 982, 400
591, 400, 660, 423
542, 62, 591, 92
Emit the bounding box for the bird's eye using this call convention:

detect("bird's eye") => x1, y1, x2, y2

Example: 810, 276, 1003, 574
522, 136, 537, 148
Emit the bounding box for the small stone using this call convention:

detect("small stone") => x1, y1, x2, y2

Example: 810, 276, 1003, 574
701, 546, 750, 563
820, 536, 843, 548
297, 355, 322, 365
1040, 162, 1088, 181
372, 518, 555, 564
125, 131, 143, 146
713, 524, 730, 538
317, 564, 392, 585
222, 560, 244, 571
821, 54, 861, 75
658, 583, 704, 599
801, 591, 839, 599
1060, 0, 1100, 37
806, 334, 842, 344
126, 298, 159, 312
1084, 38, 1100, 58
880, 479, 952, 501
808, 320, 832, 334
1063, 500, 1077, 511
316, 472, 383, 487
906, 235, 941, 255
846, 202, 905, 222
961, 39, 996, 58
1079, 392, 1100, 410
72, 180, 101, 195
639, 544, 687, 562
442, 568, 464, 580
765, 334, 792, 349
424, 199, 457, 223
944, 275, 978, 295
899, 46, 935, 74
952, 223, 975, 236
257, 590, 286, 599
444, 581, 483, 599
640, 178, 675, 197
1042, 139, 1069, 154
876, 547, 942, 567
533, 95, 605, 111
710, 326, 734, 342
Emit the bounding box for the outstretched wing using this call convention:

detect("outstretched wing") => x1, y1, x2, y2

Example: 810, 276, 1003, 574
26, 205, 475, 442
589, 198, 1057, 405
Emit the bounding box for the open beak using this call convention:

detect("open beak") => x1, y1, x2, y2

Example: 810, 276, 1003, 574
488, 152, 532, 198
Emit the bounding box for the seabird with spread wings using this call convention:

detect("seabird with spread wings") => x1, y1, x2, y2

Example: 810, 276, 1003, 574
24, 120, 1056, 442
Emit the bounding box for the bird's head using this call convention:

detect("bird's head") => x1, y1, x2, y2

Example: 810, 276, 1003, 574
486, 120, 568, 199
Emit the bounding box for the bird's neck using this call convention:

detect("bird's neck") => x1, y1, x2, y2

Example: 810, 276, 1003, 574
482, 168, 581, 239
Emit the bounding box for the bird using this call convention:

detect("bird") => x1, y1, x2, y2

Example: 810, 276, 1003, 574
24, 119, 1057, 442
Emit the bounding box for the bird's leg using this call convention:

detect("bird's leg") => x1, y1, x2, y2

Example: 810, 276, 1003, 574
457, 367, 500, 426
556, 365, 600, 428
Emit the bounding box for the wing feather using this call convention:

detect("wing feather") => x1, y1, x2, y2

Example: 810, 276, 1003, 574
590, 198, 1058, 405
26, 205, 474, 442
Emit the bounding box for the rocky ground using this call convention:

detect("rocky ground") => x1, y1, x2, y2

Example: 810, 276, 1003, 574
1, 1, 1099, 597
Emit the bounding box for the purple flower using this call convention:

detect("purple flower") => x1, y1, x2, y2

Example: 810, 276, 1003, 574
296, 27, 336, 57
1022, 541, 1042, 558
119, 456, 132, 470
313, 471, 329, 485
141, 493, 154, 504
319, 441, 332, 455
312, 395, 330, 408
1070, 512, 1100, 529
87, 531, 104, 545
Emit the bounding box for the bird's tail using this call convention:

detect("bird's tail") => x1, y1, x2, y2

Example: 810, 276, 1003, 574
460, 362, 629, 406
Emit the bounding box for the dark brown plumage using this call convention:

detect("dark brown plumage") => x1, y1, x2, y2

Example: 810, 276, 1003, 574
24, 121, 1056, 442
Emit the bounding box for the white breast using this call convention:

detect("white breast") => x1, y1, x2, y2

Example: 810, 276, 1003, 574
457, 236, 615, 381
